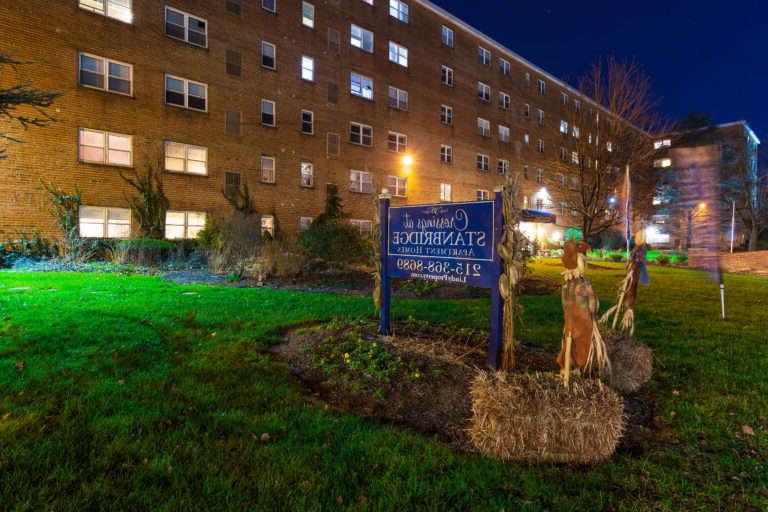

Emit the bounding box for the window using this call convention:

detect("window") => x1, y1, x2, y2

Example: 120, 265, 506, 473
499, 58, 510, 76
607, 141, 614, 152
79, 53, 132, 95
78, 128, 132, 166
573, 126, 580, 138
440, 183, 452, 202
574, 99, 581, 112
523, 165, 529, 180
559, 146, 567, 161
524, 72, 531, 87
261, 41, 276, 69
498, 91, 511, 110
538, 79, 546, 95
561, 92, 568, 105
571, 151, 579, 164
261, 215, 275, 237
165, 74, 206, 111
441, 65, 454, 86
387, 131, 407, 152
164, 141, 207, 174
226, 0, 241, 15
300, 161, 314, 187
441, 25, 454, 47
224, 172, 240, 196
498, 159, 509, 175
301, 109, 314, 134
388, 41, 408, 67
537, 139, 544, 153
261, 99, 276, 126
327, 133, 340, 158
262, 0, 277, 13
301, 56, 314, 81
537, 109, 544, 126
79, 206, 131, 238
536, 168, 544, 184
226, 50, 242, 76
164, 7, 207, 47
350, 122, 373, 146
299, 216, 313, 231
654, 158, 672, 168
476, 189, 490, 201
261, 155, 276, 183
388, 175, 407, 196
478, 82, 491, 102
654, 139, 672, 149
349, 169, 373, 193
523, 133, 529, 148
440, 105, 453, 125
350, 72, 374, 100
536, 198, 544, 210
389, 0, 409, 23
361, 0, 373, 5
498, 125, 510, 143
477, 118, 490, 138
478, 46, 491, 66
560, 120, 568, 134
165, 211, 205, 239
351, 24, 374, 53
302, 2, 314, 28
523, 103, 530, 118
440, 145, 452, 164
225, 110, 241, 135
351, 219, 373, 236
476, 154, 489, 172
328, 28, 341, 54
388, 86, 408, 110
78, 0, 132, 23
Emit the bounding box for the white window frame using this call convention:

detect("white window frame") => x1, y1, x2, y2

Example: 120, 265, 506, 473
388, 41, 408, 67
260, 155, 276, 183
165, 211, 206, 240
476, 153, 489, 172
350, 72, 374, 100
523, 103, 530, 118
498, 125, 510, 143
477, 117, 491, 138
301, 55, 315, 81
537, 108, 544, 126
261, 41, 277, 69
560, 120, 569, 134
349, 121, 373, 147
349, 169, 373, 193
300, 109, 314, 134
561, 91, 568, 105
439, 183, 452, 202
440, 144, 452, 164
164, 6, 207, 48
79, 52, 133, 96
387, 131, 407, 152
389, 0, 409, 23
536, 168, 544, 184
350, 219, 373, 236
478, 81, 491, 102
300, 161, 314, 187
538, 79, 546, 95
261, 215, 275, 237
299, 216, 313, 231
387, 175, 407, 197
441, 65, 454, 86
78, 0, 133, 23
301, 1, 315, 28
350, 24, 374, 53
537, 139, 544, 153
440, 104, 453, 125
654, 139, 672, 149
78, 128, 133, 167
441, 25, 454, 47
499, 91, 511, 110
388, 86, 408, 110
164, 141, 207, 175
262, 0, 277, 13
164, 74, 207, 112
478, 46, 491, 66
476, 189, 490, 201
261, 99, 276, 126
497, 159, 509, 175
79, 206, 131, 238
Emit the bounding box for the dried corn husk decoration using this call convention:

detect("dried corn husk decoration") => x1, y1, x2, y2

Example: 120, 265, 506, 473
600, 241, 649, 336
372, 194, 382, 312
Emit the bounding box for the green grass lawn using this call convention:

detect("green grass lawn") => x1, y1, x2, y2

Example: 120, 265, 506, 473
1, 262, 766, 511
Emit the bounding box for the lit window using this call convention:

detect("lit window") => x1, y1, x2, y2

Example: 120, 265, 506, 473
261, 41, 277, 69
654, 139, 672, 149
388, 41, 408, 67
260, 155, 276, 183
441, 65, 454, 86
78, 128, 132, 166
571, 151, 579, 164
573, 126, 580, 138
389, 0, 409, 23
78, 0, 132, 23
79, 53, 132, 95
476, 154, 489, 172
536, 168, 544, 184
301, 55, 314, 81
440, 145, 452, 164
524, 133, 530, 148
262, 0, 277, 13
607, 141, 613, 152
79, 206, 131, 238
478, 82, 491, 102
498, 91, 511, 110
560, 120, 569, 134
351, 24, 374, 53
478, 46, 491, 66
261, 215, 275, 237
538, 79, 546, 95
350, 122, 373, 146
300, 161, 314, 187
301, 1, 314, 28
440, 104, 453, 125
165, 211, 206, 239
654, 158, 672, 168
441, 25, 454, 47
165, 74, 207, 111
497, 159, 509, 175
440, 183, 452, 202
350, 219, 373, 236
349, 169, 373, 193
388, 86, 408, 110
261, 99, 276, 126
498, 125, 510, 143
537, 139, 544, 153
299, 217, 313, 231
387, 175, 407, 196
350, 72, 374, 100
499, 58, 510, 76
164, 141, 207, 174
387, 131, 407, 152
537, 109, 544, 126
301, 109, 314, 134
477, 118, 491, 137
476, 189, 490, 201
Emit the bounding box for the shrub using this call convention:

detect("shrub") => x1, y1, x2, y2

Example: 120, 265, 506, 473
202, 214, 263, 276
0, 230, 57, 267
656, 253, 671, 266
249, 238, 306, 280
609, 253, 625, 263
105, 238, 177, 266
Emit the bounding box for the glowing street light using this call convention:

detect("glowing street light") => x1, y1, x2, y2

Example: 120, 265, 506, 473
401, 154, 414, 166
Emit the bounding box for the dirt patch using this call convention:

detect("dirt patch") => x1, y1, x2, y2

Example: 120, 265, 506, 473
271, 320, 659, 456
543, 261, 618, 271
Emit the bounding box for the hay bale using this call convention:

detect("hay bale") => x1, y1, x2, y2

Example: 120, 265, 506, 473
468, 371, 624, 464
607, 335, 653, 393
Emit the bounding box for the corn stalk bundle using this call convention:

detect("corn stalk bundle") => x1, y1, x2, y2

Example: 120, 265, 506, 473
372, 195, 382, 312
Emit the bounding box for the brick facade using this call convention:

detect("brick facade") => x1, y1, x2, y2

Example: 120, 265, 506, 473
1, 0, 624, 240
689, 248, 768, 275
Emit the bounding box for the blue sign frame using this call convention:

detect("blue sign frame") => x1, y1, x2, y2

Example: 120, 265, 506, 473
379, 193, 504, 369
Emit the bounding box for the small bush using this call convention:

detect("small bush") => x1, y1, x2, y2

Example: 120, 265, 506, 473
105, 238, 178, 266
400, 279, 440, 297
656, 254, 671, 266
300, 219, 370, 265
249, 238, 306, 280
0, 231, 57, 267
608, 253, 625, 263
202, 214, 263, 276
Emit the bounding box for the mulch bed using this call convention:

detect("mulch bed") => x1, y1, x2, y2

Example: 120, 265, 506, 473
271, 320, 658, 458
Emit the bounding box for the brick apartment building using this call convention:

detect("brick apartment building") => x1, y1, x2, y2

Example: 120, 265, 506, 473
1, 0, 638, 242
647, 121, 761, 250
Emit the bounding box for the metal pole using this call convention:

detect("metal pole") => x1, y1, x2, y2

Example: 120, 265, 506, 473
378, 194, 391, 334
488, 190, 504, 369
720, 283, 726, 320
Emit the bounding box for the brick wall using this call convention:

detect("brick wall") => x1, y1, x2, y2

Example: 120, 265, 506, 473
689, 248, 768, 274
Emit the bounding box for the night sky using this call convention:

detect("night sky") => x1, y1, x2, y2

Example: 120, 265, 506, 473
431, 0, 767, 141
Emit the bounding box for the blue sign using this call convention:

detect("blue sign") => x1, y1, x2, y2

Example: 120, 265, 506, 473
386, 201, 498, 288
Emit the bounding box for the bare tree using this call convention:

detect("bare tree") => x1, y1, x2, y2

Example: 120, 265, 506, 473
550, 58, 669, 241
1, 54, 60, 158
119, 151, 170, 239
